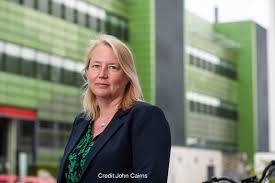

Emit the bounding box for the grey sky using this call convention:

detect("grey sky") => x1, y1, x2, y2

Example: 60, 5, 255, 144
186, 0, 269, 28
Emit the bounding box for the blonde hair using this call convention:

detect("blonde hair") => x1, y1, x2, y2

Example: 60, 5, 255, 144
82, 34, 143, 120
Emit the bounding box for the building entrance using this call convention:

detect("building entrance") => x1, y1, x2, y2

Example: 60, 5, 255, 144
0, 118, 9, 173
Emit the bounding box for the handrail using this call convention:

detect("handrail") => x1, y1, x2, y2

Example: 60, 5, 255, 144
203, 160, 275, 183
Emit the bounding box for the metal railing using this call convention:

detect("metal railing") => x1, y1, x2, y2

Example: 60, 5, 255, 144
203, 160, 275, 183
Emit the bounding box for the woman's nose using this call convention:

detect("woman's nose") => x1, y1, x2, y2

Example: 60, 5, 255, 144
99, 66, 108, 79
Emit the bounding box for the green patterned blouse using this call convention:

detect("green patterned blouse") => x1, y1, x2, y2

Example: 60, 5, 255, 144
64, 121, 97, 183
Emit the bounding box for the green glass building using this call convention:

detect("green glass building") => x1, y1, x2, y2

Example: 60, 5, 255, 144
185, 12, 269, 162
182, 13, 268, 178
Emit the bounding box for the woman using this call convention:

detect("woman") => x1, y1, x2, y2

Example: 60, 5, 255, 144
57, 35, 171, 183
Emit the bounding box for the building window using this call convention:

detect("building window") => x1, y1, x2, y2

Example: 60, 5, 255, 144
116, 23, 122, 39
17, 121, 34, 162
190, 101, 195, 112
216, 65, 224, 75
36, 63, 50, 81
188, 100, 238, 120
88, 16, 97, 31
23, 0, 36, 9
10, 0, 130, 42
47, 0, 52, 15
38, 121, 56, 148
97, 18, 104, 32
110, 16, 120, 38
75, 72, 84, 87
123, 24, 129, 41
106, 20, 112, 34
37, 0, 50, 14
77, 11, 86, 27
39, 121, 72, 148
50, 66, 62, 83
194, 57, 201, 67
20, 121, 33, 137
65, 6, 74, 23
105, 16, 112, 34
52, 1, 62, 18
73, 9, 78, 24
209, 106, 216, 115
207, 165, 215, 180
63, 69, 75, 86
189, 54, 194, 65
58, 123, 72, 132
205, 62, 211, 71
85, 13, 90, 28
0, 53, 5, 71
57, 123, 72, 148
60, 3, 65, 19
5, 55, 21, 74
194, 102, 200, 113
202, 59, 207, 70
10, 0, 22, 4
228, 69, 237, 79
202, 104, 207, 113
39, 121, 54, 129
188, 53, 237, 80
21, 59, 35, 77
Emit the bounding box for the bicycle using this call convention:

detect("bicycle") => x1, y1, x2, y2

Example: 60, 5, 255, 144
203, 160, 275, 183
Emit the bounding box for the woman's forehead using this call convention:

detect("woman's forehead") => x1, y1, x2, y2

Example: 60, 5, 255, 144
89, 60, 119, 65
89, 48, 121, 65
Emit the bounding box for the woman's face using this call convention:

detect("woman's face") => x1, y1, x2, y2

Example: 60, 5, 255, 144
87, 44, 129, 101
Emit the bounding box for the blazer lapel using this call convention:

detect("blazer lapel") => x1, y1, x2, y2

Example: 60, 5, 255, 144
59, 118, 90, 182
64, 119, 90, 159
79, 108, 130, 180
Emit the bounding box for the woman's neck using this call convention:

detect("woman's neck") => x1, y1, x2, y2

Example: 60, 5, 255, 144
97, 96, 122, 117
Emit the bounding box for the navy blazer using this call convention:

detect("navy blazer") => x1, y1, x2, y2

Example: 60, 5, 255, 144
57, 101, 171, 183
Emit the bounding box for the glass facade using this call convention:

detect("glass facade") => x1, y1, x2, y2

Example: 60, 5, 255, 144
0, 41, 84, 87
189, 100, 238, 121
7, 0, 129, 41
185, 15, 239, 151
0, 0, 130, 170
187, 46, 237, 80
38, 121, 72, 149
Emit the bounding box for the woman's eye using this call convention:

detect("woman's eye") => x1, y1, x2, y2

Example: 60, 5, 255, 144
91, 64, 100, 69
108, 65, 120, 71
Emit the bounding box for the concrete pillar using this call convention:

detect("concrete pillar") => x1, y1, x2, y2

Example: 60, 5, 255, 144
268, 0, 275, 151
155, 0, 185, 145
6, 119, 17, 174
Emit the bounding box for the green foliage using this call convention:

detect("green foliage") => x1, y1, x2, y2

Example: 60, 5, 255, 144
246, 163, 257, 177
246, 160, 275, 183
28, 163, 58, 178
269, 177, 275, 183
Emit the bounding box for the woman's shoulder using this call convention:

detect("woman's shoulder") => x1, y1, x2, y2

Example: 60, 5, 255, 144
75, 111, 88, 120
130, 101, 164, 115
132, 101, 155, 109
130, 101, 170, 131
72, 111, 89, 125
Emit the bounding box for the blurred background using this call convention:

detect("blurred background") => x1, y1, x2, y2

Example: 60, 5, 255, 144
0, 0, 274, 182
